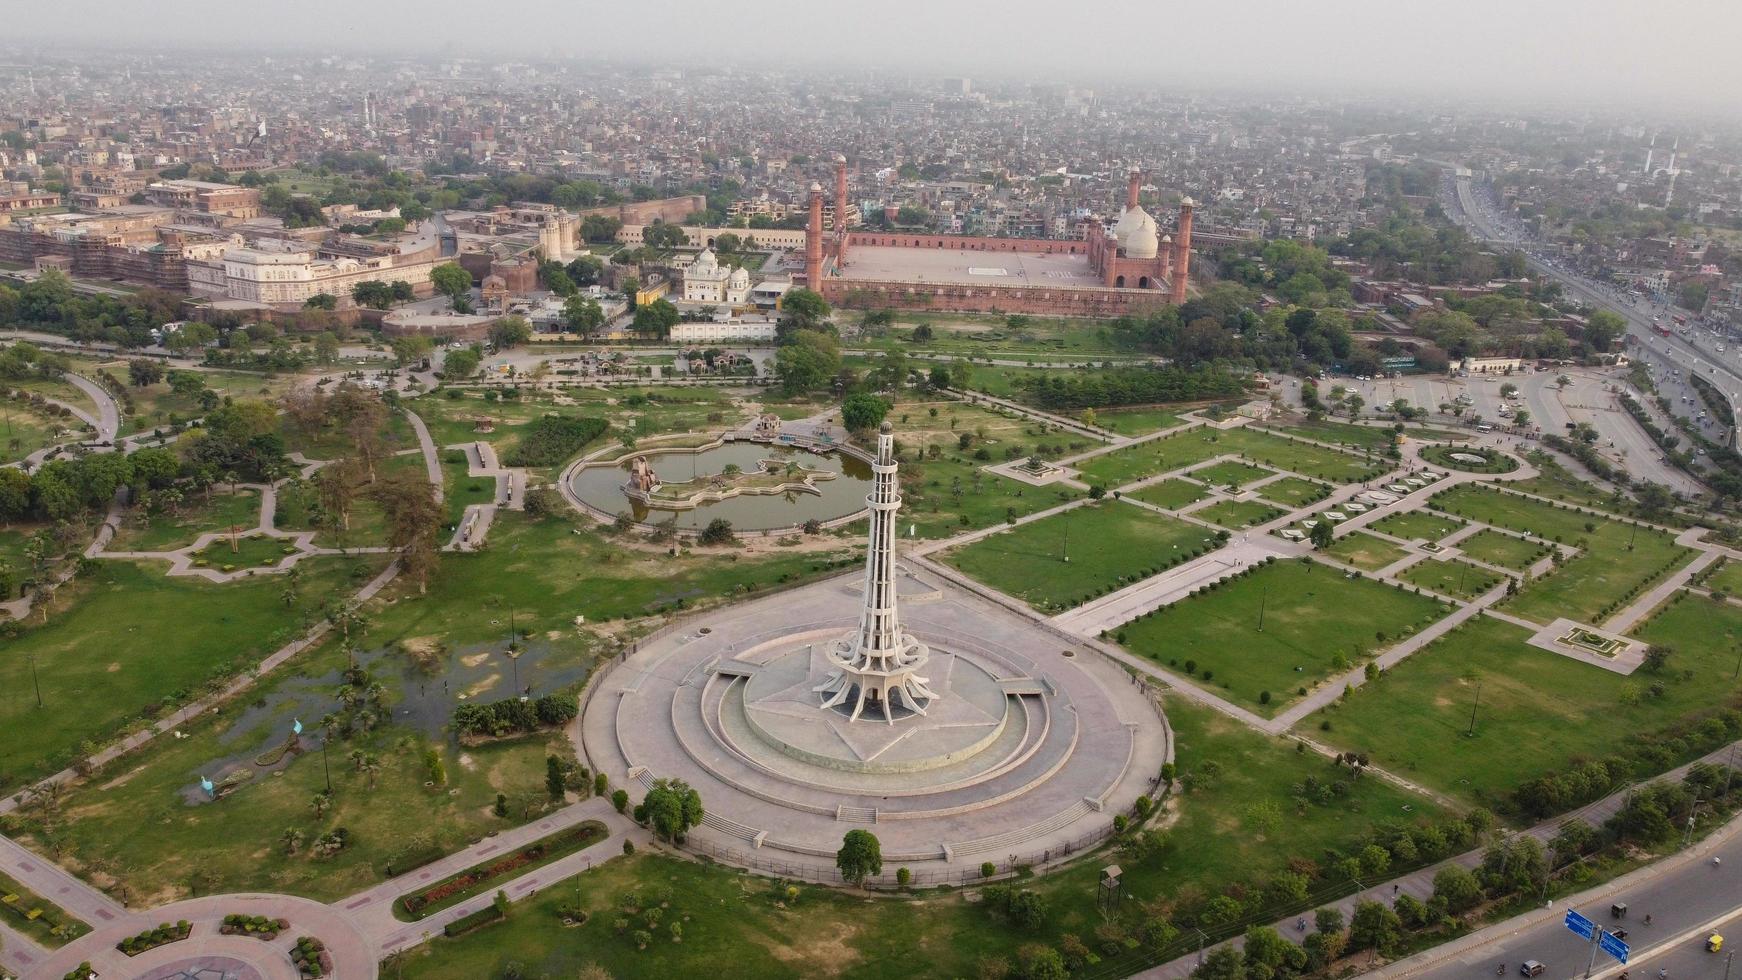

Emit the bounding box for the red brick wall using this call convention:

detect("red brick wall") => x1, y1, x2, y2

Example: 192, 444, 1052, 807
823, 278, 1170, 318
845, 232, 1086, 255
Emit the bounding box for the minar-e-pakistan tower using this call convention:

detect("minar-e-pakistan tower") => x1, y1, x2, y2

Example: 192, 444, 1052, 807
814, 422, 940, 722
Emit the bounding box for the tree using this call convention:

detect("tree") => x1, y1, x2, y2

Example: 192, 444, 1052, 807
777, 288, 831, 336
488, 316, 533, 350
125, 358, 165, 388
563, 294, 605, 338
546, 755, 567, 801
390, 335, 434, 368
631, 298, 679, 339
841, 393, 892, 433
1432, 865, 1482, 912
1309, 520, 1334, 549
1243, 925, 1308, 978
643, 222, 687, 250
697, 518, 736, 546
1016, 944, 1068, 980
1585, 310, 1624, 352
441, 346, 481, 381
836, 829, 882, 886
304, 293, 338, 311
1347, 900, 1402, 954
372, 476, 444, 593
429, 263, 473, 309
774, 330, 842, 395
1642, 644, 1672, 673
313, 332, 341, 365
1192, 946, 1246, 980
641, 778, 703, 841
1345, 394, 1365, 419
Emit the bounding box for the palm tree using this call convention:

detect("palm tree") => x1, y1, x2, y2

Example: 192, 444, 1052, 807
308, 794, 330, 818
280, 828, 304, 855
361, 754, 382, 790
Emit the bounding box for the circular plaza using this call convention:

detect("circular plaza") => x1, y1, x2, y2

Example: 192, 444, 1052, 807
581, 425, 1169, 880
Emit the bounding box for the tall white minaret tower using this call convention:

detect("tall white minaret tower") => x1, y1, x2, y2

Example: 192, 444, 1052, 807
815, 423, 939, 723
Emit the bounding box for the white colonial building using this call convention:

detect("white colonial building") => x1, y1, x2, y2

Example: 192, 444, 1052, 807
668, 319, 777, 344
681, 248, 752, 304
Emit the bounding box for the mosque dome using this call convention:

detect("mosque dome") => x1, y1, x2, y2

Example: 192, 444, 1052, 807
1113, 206, 1160, 259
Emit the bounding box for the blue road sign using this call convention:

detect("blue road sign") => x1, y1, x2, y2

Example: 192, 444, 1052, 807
1599, 931, 1630, 965
1565, 908, 1596, 940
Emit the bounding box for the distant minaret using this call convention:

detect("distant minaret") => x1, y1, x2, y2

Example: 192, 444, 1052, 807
804, 182, 823, 287
815, 423, 939, 723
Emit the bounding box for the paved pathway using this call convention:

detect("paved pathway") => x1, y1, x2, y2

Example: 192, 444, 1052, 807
402, 407, 444, 501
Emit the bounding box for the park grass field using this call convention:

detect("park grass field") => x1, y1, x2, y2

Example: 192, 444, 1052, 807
110, 488, 262, 552
1320, 531, 1410, 571
1397, 558, 1506, 600
1506, 455, 1638, 514
941, 501, 1220, 611
1195, 498, 1285, 530
1370, 509, 1465, 544
1071, 427, 1232, 487
1254, 475, 1330, 508
0, 399, 75, 463
1116, 558, 1450, 715
1192, 459, 1272, 489
0, 556, 383, 794
13, 634, 580, 905
1456, 528, 1549, 571
116, 367, 303, 435
1312, 603, 1742, 809
1256, 418, 1398, 451
1431, 485, 1694, 624
1095, 406, 1186, 435
397, 696, 1443, 980
1128, 478, 1210, 510
1701, 559, 1742, 598
888, 399, 1095, 538
191, 533, 296, 569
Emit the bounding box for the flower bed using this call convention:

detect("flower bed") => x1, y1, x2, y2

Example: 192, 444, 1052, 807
291, 935, 333, 978
396, 820, 607, 920
219, 912, 290, 940
116, 920, 191, 956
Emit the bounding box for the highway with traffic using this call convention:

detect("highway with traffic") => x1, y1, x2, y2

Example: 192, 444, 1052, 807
1445, 173, 1740, 455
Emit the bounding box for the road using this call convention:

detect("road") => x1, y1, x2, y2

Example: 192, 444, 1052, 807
1449, 175, 1741, 451
1407, 830, 1742, 980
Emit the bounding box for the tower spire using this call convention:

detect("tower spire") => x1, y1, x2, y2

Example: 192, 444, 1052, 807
814, 423, 939, 723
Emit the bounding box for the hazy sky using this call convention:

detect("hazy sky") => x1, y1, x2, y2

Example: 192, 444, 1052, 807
10, 0, 1741, 111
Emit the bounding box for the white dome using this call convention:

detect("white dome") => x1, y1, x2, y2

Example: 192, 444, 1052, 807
1113, 206, 1160, 259
728, 267, 750, 286
692, 248, 718, 270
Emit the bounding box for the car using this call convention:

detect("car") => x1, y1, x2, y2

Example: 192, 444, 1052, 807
1520, 961, 1546, 977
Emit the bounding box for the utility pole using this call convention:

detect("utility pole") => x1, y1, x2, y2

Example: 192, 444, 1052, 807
1466, 681, 1482, 737
28, 652, 43, 708
1257, 587, 1268, 632
320, 731, 332, 796
1061, 506, 1070, 564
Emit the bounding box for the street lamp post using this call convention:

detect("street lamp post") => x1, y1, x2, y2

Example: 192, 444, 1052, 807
320, 731, 333, 796
1467, 681, 1483, 737
28, 652, 43, 708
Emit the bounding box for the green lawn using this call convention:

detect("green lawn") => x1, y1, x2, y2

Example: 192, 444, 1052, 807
1397, 558, 1506, 600
111, 489, 263, 552
1431, 486, 1695, 624
1312, 604, 1742, 809
1320, 531, 1410, 571
0, 400, 77, 463
1254, 476, 1331, 508
1127, 478, 1210, 510
1456, 528, 1549, 571
1508, 453, 1638, 514
1072, 428, 1232, 487
1095, 406, 1187, 436
1195, 499, 1285, 531
0, 556, 382, 794
1701, 560, 1742, 598
1115, 558, 1451, 715
1191, 460, 1272, 490
941, 501, 1222, 611
191, 534, 297, 570
1370, 509, 1465, 544
1257, 418, 1398, 451
0, 867, 89, 947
